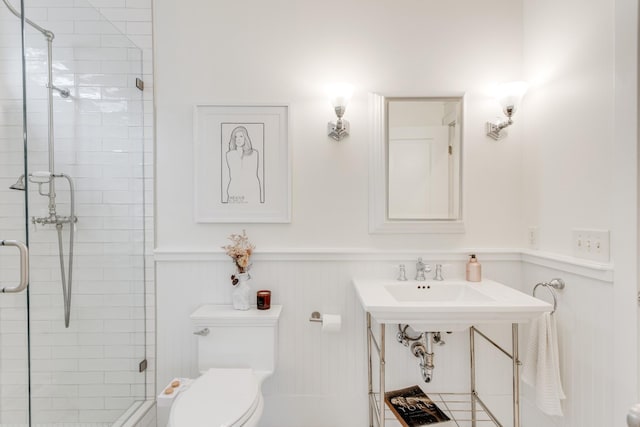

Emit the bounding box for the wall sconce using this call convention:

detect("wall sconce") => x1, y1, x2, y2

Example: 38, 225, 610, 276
486, 81, 528, 140
326, 82, 354, 141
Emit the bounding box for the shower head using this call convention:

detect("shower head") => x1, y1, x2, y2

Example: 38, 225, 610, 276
9, 175, 25, 191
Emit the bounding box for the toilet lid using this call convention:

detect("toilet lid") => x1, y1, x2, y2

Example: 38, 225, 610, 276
170, 368, 260, 427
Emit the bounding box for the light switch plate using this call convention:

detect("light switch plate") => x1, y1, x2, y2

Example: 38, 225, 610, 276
572, 229, 610, 262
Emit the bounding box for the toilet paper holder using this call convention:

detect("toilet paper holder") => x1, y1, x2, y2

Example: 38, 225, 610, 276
309, 311, 323, 323
309, 311, 342, 333
193, 328, 210, 336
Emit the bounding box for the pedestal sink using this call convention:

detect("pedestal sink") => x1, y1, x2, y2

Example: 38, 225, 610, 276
356, 277, 555, 427
353, 278, 552, 331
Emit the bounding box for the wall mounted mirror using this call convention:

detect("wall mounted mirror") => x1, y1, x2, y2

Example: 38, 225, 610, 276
369, 93, 464, 233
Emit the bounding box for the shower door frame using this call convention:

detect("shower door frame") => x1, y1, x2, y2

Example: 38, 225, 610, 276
0, 0, 32, 424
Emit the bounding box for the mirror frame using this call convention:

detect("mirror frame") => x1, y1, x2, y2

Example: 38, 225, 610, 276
368, 93, 465, 234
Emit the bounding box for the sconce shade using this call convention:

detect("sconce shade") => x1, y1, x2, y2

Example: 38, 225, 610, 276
486, 81, 528, 140
494, 81, 528, 115
326, 82, 354, 108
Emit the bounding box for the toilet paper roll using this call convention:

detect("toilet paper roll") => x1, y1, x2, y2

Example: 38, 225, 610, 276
322, 314, 342, 333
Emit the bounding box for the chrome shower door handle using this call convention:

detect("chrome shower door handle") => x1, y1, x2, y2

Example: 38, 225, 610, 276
1, 240, 29, 293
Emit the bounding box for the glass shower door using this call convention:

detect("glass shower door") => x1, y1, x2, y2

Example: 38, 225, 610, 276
21, 0, 148, 424
0, 0, 31, 425
1, 0, 148, 425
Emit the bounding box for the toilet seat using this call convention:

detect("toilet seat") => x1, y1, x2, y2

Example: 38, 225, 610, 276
169, 368, 261, 427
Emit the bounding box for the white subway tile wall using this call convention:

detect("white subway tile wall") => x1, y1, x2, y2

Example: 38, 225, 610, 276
0, 0, 154, 425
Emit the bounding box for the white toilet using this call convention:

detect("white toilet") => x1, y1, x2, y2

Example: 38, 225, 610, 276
169, 304, 282, 427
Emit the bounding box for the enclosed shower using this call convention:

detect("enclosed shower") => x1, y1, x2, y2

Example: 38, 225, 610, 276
0, 0, 152, 425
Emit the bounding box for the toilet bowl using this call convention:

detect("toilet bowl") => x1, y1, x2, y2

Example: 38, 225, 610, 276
168, 305, 282, 427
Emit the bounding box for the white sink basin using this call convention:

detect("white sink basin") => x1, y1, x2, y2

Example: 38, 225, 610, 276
353, 278, 552, 331
385, 283, 494, 303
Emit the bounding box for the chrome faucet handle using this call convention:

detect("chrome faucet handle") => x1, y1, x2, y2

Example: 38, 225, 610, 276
433, 264, 444, 281
397, 264, 408, 281
415, 257, 431, 281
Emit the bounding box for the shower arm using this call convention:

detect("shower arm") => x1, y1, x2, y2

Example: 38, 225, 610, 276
1, 0, 54, 40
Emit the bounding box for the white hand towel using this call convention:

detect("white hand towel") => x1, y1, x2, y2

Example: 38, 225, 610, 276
522, 312, 566, 416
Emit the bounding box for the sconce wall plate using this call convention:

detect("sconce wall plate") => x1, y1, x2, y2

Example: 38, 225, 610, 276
486, 122, 504, 140
326, 83, 353, 142
328, 120, 350, 141
486, 118, 512, 140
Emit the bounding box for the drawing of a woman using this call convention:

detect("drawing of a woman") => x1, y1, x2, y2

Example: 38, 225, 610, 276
224, 126, 263, 203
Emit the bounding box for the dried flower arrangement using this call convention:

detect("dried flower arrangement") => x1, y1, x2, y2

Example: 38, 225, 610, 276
222, 230, 255, 286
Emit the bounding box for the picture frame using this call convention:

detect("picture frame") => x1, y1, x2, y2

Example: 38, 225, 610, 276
193, 104, 291, 223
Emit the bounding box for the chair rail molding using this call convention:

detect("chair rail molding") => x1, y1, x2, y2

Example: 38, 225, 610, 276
154, 247, 613, 281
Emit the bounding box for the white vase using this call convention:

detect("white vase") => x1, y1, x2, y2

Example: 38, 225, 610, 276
232, 273, 251, 310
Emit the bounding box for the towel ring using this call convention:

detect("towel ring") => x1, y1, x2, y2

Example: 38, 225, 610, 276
532, 278, 565, 314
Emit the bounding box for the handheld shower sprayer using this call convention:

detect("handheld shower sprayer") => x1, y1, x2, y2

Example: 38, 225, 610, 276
8, 170, 77, 327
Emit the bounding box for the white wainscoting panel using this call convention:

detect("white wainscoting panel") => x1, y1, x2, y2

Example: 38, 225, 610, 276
156, 253, 525, 427
520, 263, 614, 427
156, 250, 615, 427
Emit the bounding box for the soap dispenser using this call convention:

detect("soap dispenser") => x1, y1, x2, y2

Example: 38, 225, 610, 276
466, 254, 481, 282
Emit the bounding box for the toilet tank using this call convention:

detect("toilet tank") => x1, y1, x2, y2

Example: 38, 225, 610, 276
190, 305, 282, 374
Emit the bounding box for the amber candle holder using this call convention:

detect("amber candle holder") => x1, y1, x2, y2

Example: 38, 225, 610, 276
257, 290, 271, 310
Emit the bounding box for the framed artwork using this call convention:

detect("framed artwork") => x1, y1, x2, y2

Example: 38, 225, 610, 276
194, 104, 290, 223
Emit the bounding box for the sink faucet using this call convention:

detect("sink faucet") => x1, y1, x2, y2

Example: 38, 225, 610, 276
415, 258, 432, 281
433, 264, 444, 281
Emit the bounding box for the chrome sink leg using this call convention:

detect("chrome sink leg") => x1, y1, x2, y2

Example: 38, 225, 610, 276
367, 313, 373, 427
380, 322, 385, 427
470, 327, 477, 427
512, 323, 520, 427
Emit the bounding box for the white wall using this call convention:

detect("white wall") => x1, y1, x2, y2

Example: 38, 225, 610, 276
611, 0, 639, 418
522, 0, 638, 422
521, 0, 614, 254
153, 0, 639, 426
154, 0, 526, 251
